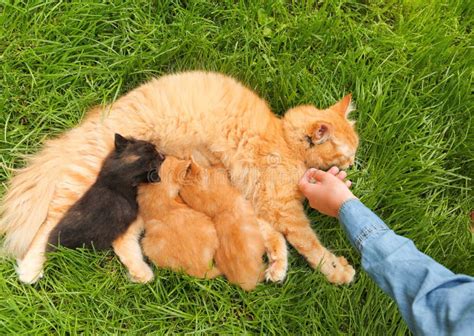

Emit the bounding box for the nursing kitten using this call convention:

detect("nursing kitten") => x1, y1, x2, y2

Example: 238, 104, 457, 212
3, 71, 358, 285
179, 160, 265, 291
138, 156, 221, 279
37, 134, 164, 283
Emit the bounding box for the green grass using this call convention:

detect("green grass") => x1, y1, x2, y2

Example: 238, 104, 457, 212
1, 0, 472, 334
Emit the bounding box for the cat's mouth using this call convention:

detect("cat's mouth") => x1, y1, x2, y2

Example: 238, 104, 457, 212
336, 162, 352, 170
314, 161, 353, 171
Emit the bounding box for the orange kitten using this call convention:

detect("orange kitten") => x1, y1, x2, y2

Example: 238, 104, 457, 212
2, 71, 358, 285
179, 161, 265, 291
138, 157, 220, 279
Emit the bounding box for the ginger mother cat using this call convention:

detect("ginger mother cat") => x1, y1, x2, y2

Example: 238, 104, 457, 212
1, 71, 358, 284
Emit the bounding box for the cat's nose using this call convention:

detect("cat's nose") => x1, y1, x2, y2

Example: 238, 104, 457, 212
348, 155, 355, 166
338, 157, 354, 170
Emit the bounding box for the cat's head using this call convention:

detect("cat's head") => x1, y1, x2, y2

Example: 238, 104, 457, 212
178, 160, 229, 214
282, 94, 359, 169
154, 156, 192, 197
106, 133, 165, 185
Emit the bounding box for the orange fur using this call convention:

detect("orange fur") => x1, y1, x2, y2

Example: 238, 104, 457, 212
139, 157, 220, 279
2, 71, 359, 284
179, 161, 265, 291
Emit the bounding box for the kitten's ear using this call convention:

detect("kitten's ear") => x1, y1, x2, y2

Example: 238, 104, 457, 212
330, 93, 354, 118
171, 159, 192, 185
189, 156, 200, 173
182, 160, 192, 176
312, 122, 331, 144
114, 133, 129, 152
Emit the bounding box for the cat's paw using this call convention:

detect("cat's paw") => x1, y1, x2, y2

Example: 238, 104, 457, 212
324, 256, 355, 285
129, 265, 154, 284
16, 258, 44, 284
265, 259, 287, 283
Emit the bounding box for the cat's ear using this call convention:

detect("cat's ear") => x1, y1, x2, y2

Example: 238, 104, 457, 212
330, 94, 354, 118
114, 133, 129, 152
181, 160, 192, 176
189, 156, 200, 172
311, 122, 331, 144
171, 159, 192, 184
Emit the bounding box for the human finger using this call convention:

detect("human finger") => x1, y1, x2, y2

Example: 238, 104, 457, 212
304, 168, 327, 183
327, 166, 340, 176
301, 168, 322, 182
299, 169, 314, 191
336, 171, 347, 181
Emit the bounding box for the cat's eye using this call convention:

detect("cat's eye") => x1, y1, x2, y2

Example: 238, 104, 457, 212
304, 135, 314, 148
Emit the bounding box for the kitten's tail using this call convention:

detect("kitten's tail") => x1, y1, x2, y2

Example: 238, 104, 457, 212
0, 138, 65, 259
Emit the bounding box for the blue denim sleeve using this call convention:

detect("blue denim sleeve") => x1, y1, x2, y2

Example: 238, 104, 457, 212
338, 199, 474, 336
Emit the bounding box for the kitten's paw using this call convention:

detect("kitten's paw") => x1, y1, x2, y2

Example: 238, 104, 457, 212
129, 265, 154, 284
265, 259, 287, 283
324, 256, 355, 285
16, 259, 44, 284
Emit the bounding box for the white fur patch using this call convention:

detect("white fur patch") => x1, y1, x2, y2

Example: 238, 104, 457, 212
338, 143, 355, 158
345, 101, 356, 117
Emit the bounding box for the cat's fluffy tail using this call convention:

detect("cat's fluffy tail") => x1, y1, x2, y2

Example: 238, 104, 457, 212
1, 139, 65, 258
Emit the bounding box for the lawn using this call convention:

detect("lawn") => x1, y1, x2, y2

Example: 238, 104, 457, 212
0, 0, 472, 334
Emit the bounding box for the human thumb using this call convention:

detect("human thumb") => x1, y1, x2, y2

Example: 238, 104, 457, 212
304, 168, 327, 183
299, 169, 324, 192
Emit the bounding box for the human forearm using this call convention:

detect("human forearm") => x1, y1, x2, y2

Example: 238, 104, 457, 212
337, 199, 389, 252
338, 199, 474, 335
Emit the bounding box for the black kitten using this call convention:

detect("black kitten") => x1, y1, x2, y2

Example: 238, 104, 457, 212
48, 133, 165, 251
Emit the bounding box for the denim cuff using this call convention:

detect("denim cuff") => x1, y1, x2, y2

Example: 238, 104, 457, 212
338, 199, 390, 252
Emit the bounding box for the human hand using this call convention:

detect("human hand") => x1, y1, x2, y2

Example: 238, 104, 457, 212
298, 167, 357, 217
